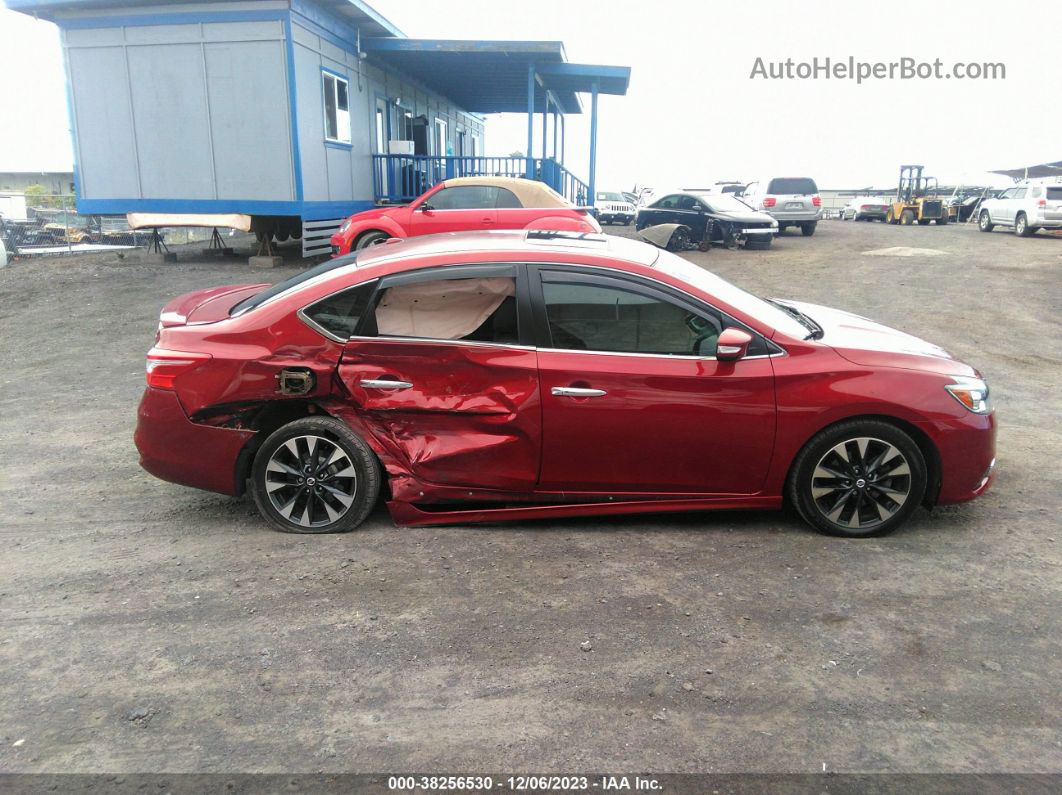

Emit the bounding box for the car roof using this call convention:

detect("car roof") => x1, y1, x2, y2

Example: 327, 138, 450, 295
440, 176, 571, 208
353, 229, 659, 269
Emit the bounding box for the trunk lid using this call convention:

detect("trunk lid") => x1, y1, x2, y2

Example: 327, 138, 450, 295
159, 283, 269, 326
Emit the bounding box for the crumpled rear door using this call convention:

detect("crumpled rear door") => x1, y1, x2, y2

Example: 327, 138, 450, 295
337, 339, 541, 491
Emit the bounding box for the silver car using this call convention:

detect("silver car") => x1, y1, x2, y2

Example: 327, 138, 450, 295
978, 182, 1062, 237
742, 177, 822, 236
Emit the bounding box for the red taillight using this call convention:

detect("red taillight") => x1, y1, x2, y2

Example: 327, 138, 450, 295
861, 204, 870, 211
812, 195, 822, 207
146, 348, 211, 390
762, 197, 776, 208
1038, 199, 1047, 208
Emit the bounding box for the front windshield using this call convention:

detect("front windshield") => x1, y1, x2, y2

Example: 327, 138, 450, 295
652, 250, 809, 339
697, 194, 755, 213
596, 192, 625, 202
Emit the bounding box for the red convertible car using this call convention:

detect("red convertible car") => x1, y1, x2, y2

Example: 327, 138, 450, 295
330, 176, 600, 255
135, 231, 995, 538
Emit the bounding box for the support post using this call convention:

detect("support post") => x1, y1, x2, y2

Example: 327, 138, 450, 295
588, 80, 599, 207
526, 64, 535, 178
541, 91, 549, 160
552, 109, 558, 160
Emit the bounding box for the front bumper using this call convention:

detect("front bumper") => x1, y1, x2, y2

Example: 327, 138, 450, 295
134, 387, 255, 496
920, 412, 997, 504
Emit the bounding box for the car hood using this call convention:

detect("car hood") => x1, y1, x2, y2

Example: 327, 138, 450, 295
778, 300, 979, 378
351, 205, 404, 221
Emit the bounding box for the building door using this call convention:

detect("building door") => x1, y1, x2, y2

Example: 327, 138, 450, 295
374, 98, 389, 153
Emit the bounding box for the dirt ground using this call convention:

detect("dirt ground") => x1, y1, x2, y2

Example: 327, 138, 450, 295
0, 219, 1059, 775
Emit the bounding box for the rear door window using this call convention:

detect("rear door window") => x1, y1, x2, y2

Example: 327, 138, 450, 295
368, 267, 521, 345
766, 178, 818, 195
1046, 187, 1062, 201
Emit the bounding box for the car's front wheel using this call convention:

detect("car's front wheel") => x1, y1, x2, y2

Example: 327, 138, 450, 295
355, 230, 390, 250
978, 211, 994, 232
788, 420, 927, 538
251, 417, 381, 534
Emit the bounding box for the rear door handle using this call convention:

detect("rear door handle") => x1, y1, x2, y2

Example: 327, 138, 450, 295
551, 386, 607, 398
360, 379, 413, 390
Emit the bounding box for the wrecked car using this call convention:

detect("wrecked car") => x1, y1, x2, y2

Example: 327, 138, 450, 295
135, 229, 995, 538
635, 191, 777, 249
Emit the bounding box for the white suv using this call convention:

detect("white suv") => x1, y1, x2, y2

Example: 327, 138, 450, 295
741, 177, 822, 236
978, 182, 1062, 237
594, 192, 636, 225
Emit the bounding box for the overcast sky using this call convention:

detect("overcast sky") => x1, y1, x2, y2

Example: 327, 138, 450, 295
2, 0, 1060, 191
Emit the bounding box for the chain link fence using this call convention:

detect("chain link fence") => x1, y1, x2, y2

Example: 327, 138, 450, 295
1, 191, 245, 261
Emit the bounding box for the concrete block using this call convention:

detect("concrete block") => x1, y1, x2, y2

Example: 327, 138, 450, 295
141, 252, 178, 264
249, 255, 283, 269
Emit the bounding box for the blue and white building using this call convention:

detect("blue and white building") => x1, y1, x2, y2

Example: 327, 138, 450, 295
8, 0, 631, 254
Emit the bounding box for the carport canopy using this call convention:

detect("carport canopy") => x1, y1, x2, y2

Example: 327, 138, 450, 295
361, 38, 630, 114
989, 160, 1062, 181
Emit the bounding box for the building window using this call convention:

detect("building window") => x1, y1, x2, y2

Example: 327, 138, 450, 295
323, 71, 350, 143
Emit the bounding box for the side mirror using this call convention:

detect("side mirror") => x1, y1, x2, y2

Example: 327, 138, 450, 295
417, 202, 434, 212
716, 327, 753, 361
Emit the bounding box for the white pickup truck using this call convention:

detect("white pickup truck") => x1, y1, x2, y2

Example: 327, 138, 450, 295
978, 182, 1062, 237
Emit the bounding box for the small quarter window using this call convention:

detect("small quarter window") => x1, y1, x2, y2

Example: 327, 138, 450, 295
303, 281, 375, 339
323, 71, 351, 143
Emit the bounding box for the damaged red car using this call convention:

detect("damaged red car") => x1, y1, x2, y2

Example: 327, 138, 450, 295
135, 230, 995, 538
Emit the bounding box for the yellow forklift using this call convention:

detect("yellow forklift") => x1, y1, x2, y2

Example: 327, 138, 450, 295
885, 165, 949, 225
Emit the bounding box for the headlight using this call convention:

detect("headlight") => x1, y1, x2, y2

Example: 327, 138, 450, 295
338, 217, 353, 234
945, 376, 992, 414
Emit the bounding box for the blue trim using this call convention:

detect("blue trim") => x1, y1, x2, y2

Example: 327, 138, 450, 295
320, 65, 348, 81
325, 140, 353, 151
56, 10, 287, 29
282, 14, 304, 203
74, 198, 375, 221
290, 8, 360, 59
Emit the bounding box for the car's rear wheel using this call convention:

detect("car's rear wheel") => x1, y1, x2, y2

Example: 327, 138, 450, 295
355, 230, 390, 250
251, 417, 380, 534
978, 211, 994, 232
788, 420, 927, 538
801, 221, 816, 236
1015, 213, 1035, 237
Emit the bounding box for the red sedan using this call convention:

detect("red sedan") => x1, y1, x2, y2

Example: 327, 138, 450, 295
330, 176, 599, 255
135, 231, 995, 538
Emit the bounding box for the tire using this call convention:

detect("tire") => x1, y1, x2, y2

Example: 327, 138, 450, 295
776, 224, 787, 236
978, 211, 994, 233
917, 219, 931, 226
667, 227, 690, 252
937, 214, 948, 225
801, 221, 816, 236
355, 230, 390, 250
788, 420, 927, 538
900, 209, 916, 225
885, 208, 896, 224
745, 237, 772, 249
1015, 213, 1034, 237
251, 417, 381, 534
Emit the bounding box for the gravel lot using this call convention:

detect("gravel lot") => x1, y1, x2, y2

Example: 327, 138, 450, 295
1, 220, 1059, 775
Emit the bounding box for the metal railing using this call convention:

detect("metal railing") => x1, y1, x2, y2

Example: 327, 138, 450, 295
372, 155, 590, 206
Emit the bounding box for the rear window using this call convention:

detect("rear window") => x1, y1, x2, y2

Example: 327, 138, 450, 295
1047, 187, 1062, 200
766, 178, 818, 195
230, 254, 357, 316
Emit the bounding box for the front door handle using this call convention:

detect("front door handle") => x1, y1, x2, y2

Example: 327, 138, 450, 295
551, 386, 607, 398
360, 379, 413, 390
